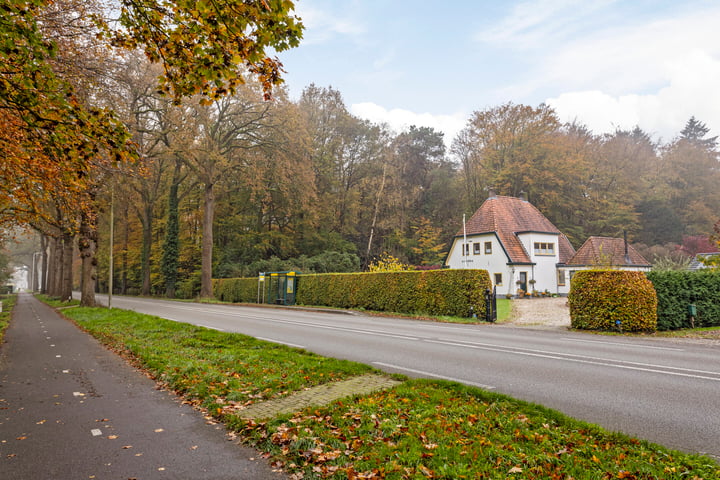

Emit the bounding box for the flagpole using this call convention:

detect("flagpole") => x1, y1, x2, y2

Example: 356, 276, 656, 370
463, 214, 467, 268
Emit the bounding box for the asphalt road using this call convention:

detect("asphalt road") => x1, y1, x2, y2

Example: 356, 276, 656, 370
100, 295, 720, 461
0, 294, 286, 479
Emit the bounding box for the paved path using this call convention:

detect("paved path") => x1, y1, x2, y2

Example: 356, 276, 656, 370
0, 294, 286, 479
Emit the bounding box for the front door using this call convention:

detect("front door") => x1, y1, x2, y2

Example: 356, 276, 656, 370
519, 272, 527, 292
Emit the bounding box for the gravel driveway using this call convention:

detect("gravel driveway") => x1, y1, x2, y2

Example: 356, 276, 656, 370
507, 296, 570, 328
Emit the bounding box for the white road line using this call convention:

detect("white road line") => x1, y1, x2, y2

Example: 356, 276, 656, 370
373, 362, 495, 390
197, 324, 224, 331
427, 339, 720, 382
564, 337, 684, 351
256, 337, 305, 349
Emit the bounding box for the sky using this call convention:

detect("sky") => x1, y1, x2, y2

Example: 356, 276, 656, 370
277, 0, 720, 148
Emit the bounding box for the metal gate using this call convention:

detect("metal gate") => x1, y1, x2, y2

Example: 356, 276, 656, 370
485, 286, 497, 323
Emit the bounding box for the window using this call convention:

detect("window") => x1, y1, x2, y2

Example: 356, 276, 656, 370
462, 243, 470, 256
494, 273, 503, 285
473, 243, 481, 255
484, 242, 492, 254
534, 242, 555, 255
557, 270, 566, 286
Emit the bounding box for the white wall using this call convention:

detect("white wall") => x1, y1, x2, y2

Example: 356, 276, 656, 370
446, 234, 517, 297
518, 232, 561, 294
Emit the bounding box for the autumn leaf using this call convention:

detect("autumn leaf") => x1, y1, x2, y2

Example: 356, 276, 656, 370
508, 466, 523, 474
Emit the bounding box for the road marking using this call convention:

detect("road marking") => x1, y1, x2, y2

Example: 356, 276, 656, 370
373, 362, 495, 390
256, 337, 305, 349
91, 429, 102, 436
197, 324, 224, 331
426, 339, 720, 382
564, 337, 684, 351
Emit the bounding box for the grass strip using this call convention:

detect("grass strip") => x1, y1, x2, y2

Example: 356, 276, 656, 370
0, 294, 16, 343
61, 305, 719, 479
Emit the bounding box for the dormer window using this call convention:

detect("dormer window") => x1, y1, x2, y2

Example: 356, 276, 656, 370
534, 242, 555, 255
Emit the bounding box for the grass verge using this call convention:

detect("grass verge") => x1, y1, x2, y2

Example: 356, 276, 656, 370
34, 294, 80, 308
0, 294, 16, 343
60, 305, 718, 479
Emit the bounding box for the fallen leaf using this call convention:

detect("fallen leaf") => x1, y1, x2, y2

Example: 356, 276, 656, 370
36, 420, 46, 425
508, 466, 523, 474
158, 467, 166, 471
107, 435, 118, 440
122, 445, 133, 449
16, 436, 27, 441
154, 428, 164, 433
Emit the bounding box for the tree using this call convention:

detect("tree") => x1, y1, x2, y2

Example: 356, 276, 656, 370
680, 116, 718, 151
95, 0, 303, 103
1, 0, 304, 303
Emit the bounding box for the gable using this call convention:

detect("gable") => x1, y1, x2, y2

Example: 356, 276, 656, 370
457, 195, 575, 264
567, 237, 651, 267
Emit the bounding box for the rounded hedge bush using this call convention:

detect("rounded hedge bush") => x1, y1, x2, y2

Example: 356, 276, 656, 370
569, 270, 657, 333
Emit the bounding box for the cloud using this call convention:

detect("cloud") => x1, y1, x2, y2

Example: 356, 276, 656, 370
547, 50, 720, 140
475, 0, 617, 49
350, 103, 467, 147
293, 4, 366, 45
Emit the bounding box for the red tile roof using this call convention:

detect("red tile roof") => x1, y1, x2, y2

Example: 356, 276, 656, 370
567, 236, 651, 267
458, 195, 575, 264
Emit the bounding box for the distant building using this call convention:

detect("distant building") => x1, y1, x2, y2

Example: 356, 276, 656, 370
565, 236, 652, 273
445, 193, 575, 296
445, 193, 652, 296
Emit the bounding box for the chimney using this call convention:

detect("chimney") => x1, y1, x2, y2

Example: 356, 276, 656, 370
488, 188, 496, 199
519, 191, 527, 202
623, 230, 632, 265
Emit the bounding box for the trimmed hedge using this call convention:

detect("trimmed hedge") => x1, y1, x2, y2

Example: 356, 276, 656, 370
296, 269, 492, 318
213, 277, 259, 303
647, 270, 720, 330
569, 270, 657, 333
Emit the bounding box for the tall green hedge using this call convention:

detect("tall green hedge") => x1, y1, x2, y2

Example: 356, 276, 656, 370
213, 277, 259, 303
569, 270, 657, 333
646, 270, 720, 330
296, 269, 492, 318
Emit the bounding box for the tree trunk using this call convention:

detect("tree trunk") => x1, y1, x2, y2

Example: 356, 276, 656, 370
60, 232, 74, 301
121, 203, 129, 295
40, 234, 48, 293
200, 182, 215, 299
46, 236, 60, 297
140, 203, 153, 296
161, 164, 180, 298
79, 210, 97, 307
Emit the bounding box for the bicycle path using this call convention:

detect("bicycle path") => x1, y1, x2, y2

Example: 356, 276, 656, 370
0, 294, 286, 479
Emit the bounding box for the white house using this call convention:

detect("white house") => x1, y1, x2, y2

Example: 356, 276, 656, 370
445, 193, 576, 296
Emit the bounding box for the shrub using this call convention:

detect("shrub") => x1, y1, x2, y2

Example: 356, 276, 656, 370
296, 269, 491, 318
213, 277, 259, 303
569, 270, 657, 333
646, 270, 720, 330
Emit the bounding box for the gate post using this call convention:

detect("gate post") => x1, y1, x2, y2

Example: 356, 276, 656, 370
485, 287, 497, 323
